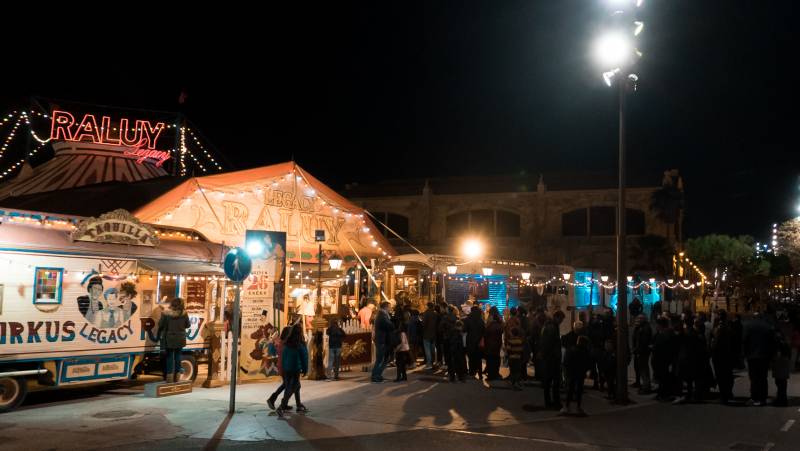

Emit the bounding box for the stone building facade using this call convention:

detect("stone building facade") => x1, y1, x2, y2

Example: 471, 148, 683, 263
345, 172, 674, 276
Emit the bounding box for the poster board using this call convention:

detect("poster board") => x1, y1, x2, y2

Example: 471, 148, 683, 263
238, 230, 286, 379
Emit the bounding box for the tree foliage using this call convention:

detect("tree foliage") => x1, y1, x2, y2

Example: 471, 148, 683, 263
685, 234, 770, 279
777, 218, 800, 270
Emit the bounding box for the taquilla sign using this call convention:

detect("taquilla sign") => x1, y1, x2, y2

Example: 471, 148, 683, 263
71, 209, 159, 247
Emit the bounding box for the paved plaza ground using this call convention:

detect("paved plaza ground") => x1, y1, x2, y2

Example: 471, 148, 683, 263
1, 365, 798, 451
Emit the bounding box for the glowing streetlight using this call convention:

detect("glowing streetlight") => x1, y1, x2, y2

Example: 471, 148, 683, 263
562, 273, 571, 281
594, 32, 633, 69
482, 267, 494, 276
521, 272, 532, 281
461, 238, 484, 260
600, 275, 609, 283
392, 264, 405, 275
446, 264, 458, 275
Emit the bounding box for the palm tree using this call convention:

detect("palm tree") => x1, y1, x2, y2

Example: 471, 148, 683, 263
650, 174, 684, 243
628, 234, 674, 278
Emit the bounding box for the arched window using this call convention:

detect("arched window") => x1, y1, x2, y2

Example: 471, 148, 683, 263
562, 208, 588, 236
496, 210, 521, 237
590, 207, 615, 236
626, 208, 646, 235
446, 211, 469, 238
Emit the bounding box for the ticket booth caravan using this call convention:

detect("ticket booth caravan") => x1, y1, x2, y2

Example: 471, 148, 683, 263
0, 208, 225, 412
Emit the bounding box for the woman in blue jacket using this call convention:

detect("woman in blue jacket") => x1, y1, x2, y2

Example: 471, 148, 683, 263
277, 324, 309, 417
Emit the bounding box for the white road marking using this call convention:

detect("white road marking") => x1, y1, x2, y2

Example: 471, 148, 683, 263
780, 419, 795, 432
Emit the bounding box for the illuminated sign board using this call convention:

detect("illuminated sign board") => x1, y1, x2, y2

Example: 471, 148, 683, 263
49, 110, 172, 167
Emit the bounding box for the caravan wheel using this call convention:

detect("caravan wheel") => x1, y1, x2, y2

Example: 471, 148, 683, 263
178, 355, 198, 382
0, 376, 27, 412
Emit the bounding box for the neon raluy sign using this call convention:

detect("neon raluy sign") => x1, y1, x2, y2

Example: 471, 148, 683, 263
49, 110, 172, 166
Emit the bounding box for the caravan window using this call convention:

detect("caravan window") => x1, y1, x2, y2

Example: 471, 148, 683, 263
33, 267, 63, 304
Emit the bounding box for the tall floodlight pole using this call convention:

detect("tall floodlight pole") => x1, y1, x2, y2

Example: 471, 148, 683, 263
593, 0, 644, 404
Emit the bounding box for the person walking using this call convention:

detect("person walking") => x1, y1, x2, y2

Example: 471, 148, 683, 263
372, 301, 395, 383
632, 314, 653, 394
743, 312, 775, 406
395, 319, 411, 382
561, 321, 591, 415
464, 305, 486, 379
538, 311, 564, 409
422, 302, 439, 370
484, 307, 504, 381
158, 297, 191, 383
276, 325, 309, 417
675, 317, 703, 404
710, 310, 734, 404
268, 326, 296, 410
506, 327, 524, 390
326, 317, 346, 380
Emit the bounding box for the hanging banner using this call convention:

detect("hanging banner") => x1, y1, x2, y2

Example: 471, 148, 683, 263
238, 230, 286, 379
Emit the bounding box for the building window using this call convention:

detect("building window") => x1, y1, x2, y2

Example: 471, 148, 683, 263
562, 209, 588, 236
496, 210, 521, 237
446, 209, 521, 238
446, 211, 469, 238
369, 211, 410, 239
626, 208, 646, 235
590, 207, 615, 236
33, 267, 63, 304
470, 209, 494, 235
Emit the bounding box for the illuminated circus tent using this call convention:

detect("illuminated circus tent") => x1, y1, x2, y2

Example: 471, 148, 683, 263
0, 100, 228, 200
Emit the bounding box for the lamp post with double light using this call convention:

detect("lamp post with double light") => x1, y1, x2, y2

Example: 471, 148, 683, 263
592, 0, 644, 404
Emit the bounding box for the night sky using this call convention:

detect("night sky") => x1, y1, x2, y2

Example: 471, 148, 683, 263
1, 1, 798, 240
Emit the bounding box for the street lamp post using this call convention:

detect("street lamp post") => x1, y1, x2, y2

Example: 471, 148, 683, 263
309, 230, 328, 380
593, 0, 645, 404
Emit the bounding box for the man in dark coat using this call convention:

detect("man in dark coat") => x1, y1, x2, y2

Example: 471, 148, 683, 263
711, 310, 734, 403
371, 302, 395, 383
484, 307, 504, 380
651, 316, 675, 401
538, 311, 565, 409
464, 306, 486, 379
731, 314, 745, 369
743, 313, 775, 405
632, 314, 653, 393
422, 303, 439, 369
438, 306, 458, 372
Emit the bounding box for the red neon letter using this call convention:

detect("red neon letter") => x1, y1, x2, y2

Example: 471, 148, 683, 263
119, 118, 141, 146
101, 116, 120, 145
50, 110, 75, 141
139, 121, 165, 149
72, 114, 101, 143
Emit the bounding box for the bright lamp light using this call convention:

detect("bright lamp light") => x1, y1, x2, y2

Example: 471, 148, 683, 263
462, 238, 484, 260
594, 32, 632, 68
626, 275, 633, 282
482, 267, 493, 276
600, 275, 609, 282
393, 264, 405, 275
562, 273, 571, 281
447, 264, 458, 275
521, 272, 531, 281
649, 277, 656, 283
328, 255, 343, 270
246, 240, 263, 257
667, 278, 674, 284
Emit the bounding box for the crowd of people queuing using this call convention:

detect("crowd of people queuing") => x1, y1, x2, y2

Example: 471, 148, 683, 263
266, 296, 799, 418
